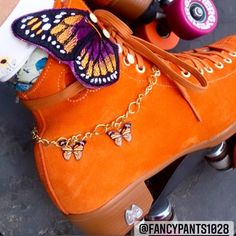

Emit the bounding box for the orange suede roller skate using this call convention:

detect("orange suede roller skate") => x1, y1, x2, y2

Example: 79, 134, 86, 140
11, 0, 236, 234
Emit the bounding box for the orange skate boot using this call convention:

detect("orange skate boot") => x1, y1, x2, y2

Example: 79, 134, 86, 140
11, 0, 236, 234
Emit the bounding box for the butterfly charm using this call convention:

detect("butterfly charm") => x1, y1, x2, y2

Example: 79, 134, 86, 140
59, 140, 86, 161
12, 9, 119, 88
107, 123, 132, 146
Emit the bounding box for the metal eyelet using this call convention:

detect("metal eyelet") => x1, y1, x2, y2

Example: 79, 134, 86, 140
123, 57, 131, 66
204, 67, 214, 73
123, 54, 135, 66
136, 64, 146, 74
198, 69, 204, 75
181, 71, 191, 78
223, 58, 232, 64
229, 52, 236, 57
214, 62, 224, 69
127, 53, 135, 64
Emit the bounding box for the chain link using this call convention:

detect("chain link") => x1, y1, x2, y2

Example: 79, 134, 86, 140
32, 67, 160, 147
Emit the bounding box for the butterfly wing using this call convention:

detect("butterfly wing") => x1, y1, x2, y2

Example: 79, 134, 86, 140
73, 141, 86, 160
107, 131, 123, 146
12, 9, 120, 88
12, 9, 90, 61
62, 146, 73, 161
121, 123, 132, 142
73, 32, 119, 88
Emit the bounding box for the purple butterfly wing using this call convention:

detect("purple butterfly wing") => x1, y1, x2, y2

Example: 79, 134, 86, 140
73, 32, 119, 88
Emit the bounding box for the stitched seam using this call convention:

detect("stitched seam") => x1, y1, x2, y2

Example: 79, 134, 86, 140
67, 88, 101, 103
68, 89, 89, 102
57, 67, 66, 91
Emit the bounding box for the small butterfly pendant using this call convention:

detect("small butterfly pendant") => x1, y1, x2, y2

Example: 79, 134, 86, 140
59, 140, 86, 161
107, 123, 132, 146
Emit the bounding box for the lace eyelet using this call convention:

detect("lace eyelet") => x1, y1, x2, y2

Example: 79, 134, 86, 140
198, 69, 204, 75
181, 71, 191, 78
229, 52, 236, 57
214, 62, 224, 69
123, 57, 131, 66
136, 64, 146, 74
223, 58, 232, 64
127, 53, 135, 64
204, 67, 214, 73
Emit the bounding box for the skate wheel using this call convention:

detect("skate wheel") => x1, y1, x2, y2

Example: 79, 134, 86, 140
163, 0, 218, 40
146, 199, 176, 221
135, 20, 180, 50
205, 142, 232, 171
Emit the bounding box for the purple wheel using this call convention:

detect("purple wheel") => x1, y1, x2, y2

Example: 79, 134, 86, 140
162, 0, 218, 40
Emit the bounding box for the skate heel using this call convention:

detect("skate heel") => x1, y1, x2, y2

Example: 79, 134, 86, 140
68, 181, 153, 235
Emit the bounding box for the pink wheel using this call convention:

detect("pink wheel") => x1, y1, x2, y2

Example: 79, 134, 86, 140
162, 0, 218, 40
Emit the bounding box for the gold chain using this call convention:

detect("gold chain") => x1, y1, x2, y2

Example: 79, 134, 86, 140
32, 67, 160, 149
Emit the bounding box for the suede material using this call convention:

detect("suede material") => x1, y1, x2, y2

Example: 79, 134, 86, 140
18, 1, 236, 215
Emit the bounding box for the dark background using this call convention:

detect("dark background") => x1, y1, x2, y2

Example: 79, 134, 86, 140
0, 0, 236, 235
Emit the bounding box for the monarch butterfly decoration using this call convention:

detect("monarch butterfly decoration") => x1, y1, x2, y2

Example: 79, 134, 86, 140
107, 123, 132, 146
12, 9, 119, 88
59, 140, 86, 161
